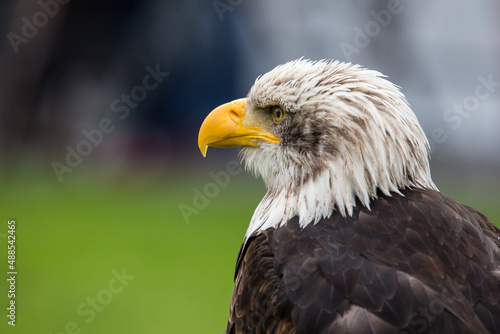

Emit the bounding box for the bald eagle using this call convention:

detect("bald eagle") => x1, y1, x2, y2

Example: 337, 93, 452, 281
198, 59, 500, 333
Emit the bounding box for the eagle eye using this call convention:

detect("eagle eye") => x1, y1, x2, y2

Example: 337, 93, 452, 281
271, 106, 286, 124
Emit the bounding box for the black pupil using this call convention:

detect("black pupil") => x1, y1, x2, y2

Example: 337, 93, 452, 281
274, 108, 281, 119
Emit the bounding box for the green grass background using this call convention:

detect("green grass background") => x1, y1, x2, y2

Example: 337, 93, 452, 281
0, 167, 498, 334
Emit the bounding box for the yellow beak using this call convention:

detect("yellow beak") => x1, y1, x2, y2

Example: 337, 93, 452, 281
198, 98, 280, 157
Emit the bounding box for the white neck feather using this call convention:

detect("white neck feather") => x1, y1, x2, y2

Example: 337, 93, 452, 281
244, 158, 435, 241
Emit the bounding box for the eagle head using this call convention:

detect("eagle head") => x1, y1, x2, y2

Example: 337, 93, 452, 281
199, 59, 436, 237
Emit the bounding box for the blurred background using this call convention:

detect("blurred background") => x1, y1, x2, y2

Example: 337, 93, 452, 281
0, 0, 499, 333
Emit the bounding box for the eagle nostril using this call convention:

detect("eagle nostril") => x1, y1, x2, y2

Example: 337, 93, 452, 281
229, 108, 243, 124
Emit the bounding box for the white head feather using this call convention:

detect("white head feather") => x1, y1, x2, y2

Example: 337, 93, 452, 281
240, 59, 437, 240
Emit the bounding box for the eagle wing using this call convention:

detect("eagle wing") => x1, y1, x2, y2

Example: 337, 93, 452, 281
227, 189, 500, 334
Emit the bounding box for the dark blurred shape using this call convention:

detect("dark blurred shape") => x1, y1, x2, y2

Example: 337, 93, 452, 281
0, 0, 240, 178
0, 0, 139, 164
0, 0, 498, 183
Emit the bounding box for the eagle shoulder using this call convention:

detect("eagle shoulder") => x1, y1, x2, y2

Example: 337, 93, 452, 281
227, 231, 294, 333
227, 189, 500, 334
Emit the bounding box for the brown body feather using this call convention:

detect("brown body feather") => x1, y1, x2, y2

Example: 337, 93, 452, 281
227, 188, 500, 334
